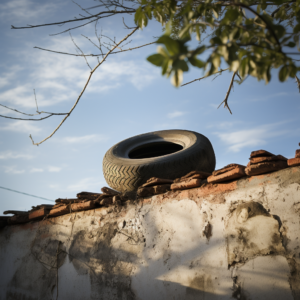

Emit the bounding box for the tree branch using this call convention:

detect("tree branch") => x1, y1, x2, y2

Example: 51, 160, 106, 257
181, 68, 229, 87
11, 10, 135, 30
33, 42, 156, 57
217, 71, 237, 114
29, 27, 139, 146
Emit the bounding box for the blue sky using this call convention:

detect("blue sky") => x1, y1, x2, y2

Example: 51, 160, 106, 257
0, 0, 299, 215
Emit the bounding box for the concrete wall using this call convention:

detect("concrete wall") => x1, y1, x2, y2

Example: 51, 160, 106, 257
0, 166, 300, 300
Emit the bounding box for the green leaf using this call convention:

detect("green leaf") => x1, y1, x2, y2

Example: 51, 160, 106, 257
171, 69, 183, 87
239, 57, 249, 78
285, 42, 296, 48
278, 65, 289, 82
212, 9, 219, 19
173, 59, 189, 72
294, 24, 300, 34
157, 46, 169, 58
156, 35, 180, 55
188, 57, 205, 68
147, 54, 165, 66
224, 9, 240, 22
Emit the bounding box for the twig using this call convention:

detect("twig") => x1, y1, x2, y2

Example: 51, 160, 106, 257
29, 27, 139, 146
11, 10, 135, 30
218, 71, 237, 114
181, 68, 229, 87
69, 32, 92, 70
33, 89, 39, 112
33, 41, 155, 57
0, 114, 53, 121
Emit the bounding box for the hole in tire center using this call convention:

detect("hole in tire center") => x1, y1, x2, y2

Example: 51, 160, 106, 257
128, 142, 183, 159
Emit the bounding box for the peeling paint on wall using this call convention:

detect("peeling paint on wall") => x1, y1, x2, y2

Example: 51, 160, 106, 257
0, 166, 300, 300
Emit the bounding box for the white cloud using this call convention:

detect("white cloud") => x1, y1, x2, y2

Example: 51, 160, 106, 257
65, 177, 104, 192
0, 151, 33, 160
48, 166, 62, 173
0, 36, 157, 110
30, 168, 43, 173
62, 134, 108, 144
88, 60, 157, 92
250, 92, 290, 102
167, 111, 186, 119
4, 166, 25, 174
0, 65, 23, 89
0, 121, 41, 134
0, 0, 58, 21
215, 123, 288, 153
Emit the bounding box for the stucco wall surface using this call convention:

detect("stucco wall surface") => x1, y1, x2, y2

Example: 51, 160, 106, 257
0, 166, 300, 300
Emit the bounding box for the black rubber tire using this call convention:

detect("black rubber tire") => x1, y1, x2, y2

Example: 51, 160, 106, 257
103, 130, 216, 192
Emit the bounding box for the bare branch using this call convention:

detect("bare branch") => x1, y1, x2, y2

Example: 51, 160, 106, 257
0, 103, 40, 116
11, 10, 135, 30
33, 41, 155, 57
33, 89, 39, 112
181, 68, 229, 87
69, 32, 92, 70
0, 114, 53, 121
29, 27, 139, 146
218, 71, 237, 115
0, 103, 68, 117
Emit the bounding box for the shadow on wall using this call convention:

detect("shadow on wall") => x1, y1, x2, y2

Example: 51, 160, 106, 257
4, 199, 297, 300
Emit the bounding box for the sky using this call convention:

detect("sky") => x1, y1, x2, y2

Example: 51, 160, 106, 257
0, 0, 299, 215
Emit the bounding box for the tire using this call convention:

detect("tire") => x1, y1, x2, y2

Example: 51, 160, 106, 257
103, 129, 216, 192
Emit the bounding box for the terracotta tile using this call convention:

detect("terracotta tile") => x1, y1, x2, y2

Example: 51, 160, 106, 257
142, 177, 173, 187
212, 164, 245, 176
101, 187, 120, 195
49, 205, 70, 217
250, 150, 275, 158
208, 166, 246, 183
171, 178, 202, 190
287, 158, 300, 167
71, 200, 96, 212
29, 208, 51, 220
245, 161, 287, 176
250, 155, 287, 165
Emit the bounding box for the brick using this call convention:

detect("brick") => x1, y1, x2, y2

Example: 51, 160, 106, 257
49, 205, 70, 217
153, 184, 171, 194
288, 158, 300, 167
212, 164, 245, 176
250, 150, 275, 158
295, 149, 300, 158
137, 186, 154, 197
174, 171, 211, 183
96, 193, 112, 201
250, 155, 287, 165
101, 187, 120, 195
77, 192, 102, 200
3, 210, 28, 216
71, 200, 96, 212
55, 198, 81, 204
31, 204, 54, 211
171, 178, 202, 190
142, 177, 173, 187
138, 184, 171, 197
112, 195, 121, 203
100, 197, 113, 206
208, 166, 246, 183
7, 214, 29, 224
29, 208, 51, 220
245, 161, 287, 176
